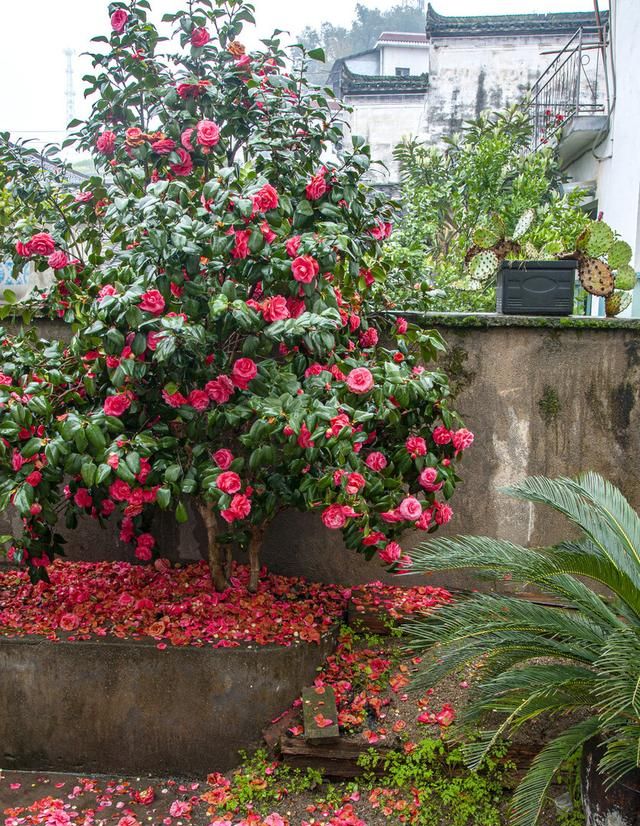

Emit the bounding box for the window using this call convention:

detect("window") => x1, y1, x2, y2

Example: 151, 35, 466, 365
395, 67, 410, 77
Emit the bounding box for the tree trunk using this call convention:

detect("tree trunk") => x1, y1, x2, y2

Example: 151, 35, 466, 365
196, 500, 229, 592
247, 525, 265, 594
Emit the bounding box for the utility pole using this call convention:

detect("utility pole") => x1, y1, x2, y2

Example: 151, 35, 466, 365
63, 49, 76, 128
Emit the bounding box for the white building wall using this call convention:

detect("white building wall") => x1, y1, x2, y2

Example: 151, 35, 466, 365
379, 44, 428, 76
344, 53, 379, 75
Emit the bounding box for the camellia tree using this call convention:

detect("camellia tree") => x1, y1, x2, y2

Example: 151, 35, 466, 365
0, 0, 472, 592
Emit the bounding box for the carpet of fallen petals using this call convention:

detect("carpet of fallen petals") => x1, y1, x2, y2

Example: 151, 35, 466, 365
0, 561, 348, 647
350, 581, 452, 620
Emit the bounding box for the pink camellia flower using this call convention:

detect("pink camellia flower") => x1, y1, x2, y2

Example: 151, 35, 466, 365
162, 389, 188, 407
188, 389, 210, 411
231, 228, 251, 259
109, 480, 131, 502
397, 496, 423, 522
297, 422, 315, 449
452, 428, 474, 452
321, 504, 354, 530
231, 357, 257, 389
146, 331, 163, 351
139, 289, 165, 315
345, 472, 366, 495
365, 452, 387, 472
103, 393, 131, 417
253, 183, 279, 212
362, 531, 386, 546
306, 171, 328, 201
196, 119, 221, 149
213, 448, 233, 469
27, 232, 56, 256
346, 367, 374, 395
74, 488, 93, 509
285, 235, 301, 257
151, 137, 176, 154
418, 467, 443, 492
379, 541, 402, 565
181, 127, 195, 151
432, 425, 452, 445
110, 9, 129, 32
170, 147, 193, 177
260, 221, 277, 244
96, 130, 117, 155
263, 815, 287, 826
25, 470, 42, 487
216, 471, 242, 495
406, 435, 427, 458
416, 507, 434, 530
74, 190, 94, 203
190, 26, 210, 47
261, 295, 289, 323
169, 801, 192, 818
206, 375, 235, 403
98, 284, 117, 302
359, 328, 378, 348
15, 240, 31, 256
396, 317, 408, 334
48, 250, 69, 270
326, 412, 351, 438
435, 704, 456, 727
434, 501, 453, 525
291, 255, 319, 284
221, 493, 251, 523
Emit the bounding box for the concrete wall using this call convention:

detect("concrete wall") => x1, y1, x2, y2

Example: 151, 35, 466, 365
0, 632, 336, 776
4, 315, 639, 593
379, 44, 428, 76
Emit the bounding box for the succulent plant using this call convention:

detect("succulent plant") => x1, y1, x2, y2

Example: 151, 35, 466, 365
608, 240, 633, 271
512, 208, 535, 240
614, 264, 637, 292
472, 227, 500, 249
585, 221, 615, 258
469, 249, 500, 281
605, 290, 633, 317
578, 257, 615, 297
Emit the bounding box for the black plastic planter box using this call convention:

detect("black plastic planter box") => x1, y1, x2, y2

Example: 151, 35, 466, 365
497, 260, 576, 316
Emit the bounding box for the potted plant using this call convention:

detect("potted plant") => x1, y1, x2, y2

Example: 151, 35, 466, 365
406, 472, 640, 826
466, 211, 635, 317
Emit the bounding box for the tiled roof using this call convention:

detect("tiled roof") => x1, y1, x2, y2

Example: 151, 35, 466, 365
426, 3, 604, 38
342, 72, 428, 96
377, 32, 428, 44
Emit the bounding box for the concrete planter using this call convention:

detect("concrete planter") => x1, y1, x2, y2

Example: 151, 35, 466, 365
497, 260, 576, 315
0, 631, 337, 776
581, 738, 640, 826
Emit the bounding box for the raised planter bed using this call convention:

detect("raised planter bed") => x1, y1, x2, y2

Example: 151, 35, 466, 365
0, 630, 337, 777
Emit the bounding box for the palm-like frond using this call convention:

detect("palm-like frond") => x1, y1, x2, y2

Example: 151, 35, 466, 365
509, 717, 601, 826
405, 473, 640, 826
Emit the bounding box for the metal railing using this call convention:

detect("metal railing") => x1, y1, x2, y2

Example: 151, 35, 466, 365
528, 25, 610, 151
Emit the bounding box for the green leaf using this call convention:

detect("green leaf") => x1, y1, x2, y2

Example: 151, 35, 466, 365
175, 501, 188, 523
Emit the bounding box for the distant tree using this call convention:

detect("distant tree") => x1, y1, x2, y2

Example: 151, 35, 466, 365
299, 1, 426, 85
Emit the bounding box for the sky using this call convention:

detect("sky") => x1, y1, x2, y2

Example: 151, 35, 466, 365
0, 0, 597, 151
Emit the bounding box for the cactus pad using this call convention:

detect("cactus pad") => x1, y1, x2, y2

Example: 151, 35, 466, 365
541, 240, 565, 257
472, 227, 500, 249
605, 290, 632, 317
586, 221, 615, 258
469, 250, 500, 281
607, 240, 633, 270
522, 241, 540, 260
614, 264, 637, 291
512, 208, 535, 240
578, 257, 615, 297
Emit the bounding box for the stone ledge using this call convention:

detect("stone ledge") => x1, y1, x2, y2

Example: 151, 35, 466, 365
380, 311, 640, 331
0, 630, 337, 776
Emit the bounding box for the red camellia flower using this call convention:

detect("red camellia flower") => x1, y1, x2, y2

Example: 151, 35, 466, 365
261, 295, 289, 323
231, 228, 251, 259
15, 240, 31, 256
221, 492, 252, 523
103, 393, 131, 417
306, 170, 329, 201
285, 235, 301, 257
190, 26, 210, 47
206, 375, 235, 403
27, 232, 56, 256
216, 471, 242, 494
139, 289, 165, 315
321, 503, 358, 530
170, 148, 193, 176
96, 130, 117, 155
151, 137, 176, 154
434, 501, 454, 525
396, 316, 408, 334
25, 470, 42, 487
365, 452, 387, 471
452, 428, 474, 452
196, 119, 221, 148
188, 389, 210, 411
253, 183, 279, 212
345, 472, 366, 495
291, 255, 319, 283
432, 426, 452, 446
346, 367, 374, 395
231, 357, 257, 389
406, 435, 427, 458
213, 448, 234, 469
48, 250, 69, 270
110, 9, 129, 32
379, 541, 402, 565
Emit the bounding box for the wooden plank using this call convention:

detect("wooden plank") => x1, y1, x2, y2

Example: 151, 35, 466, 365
279, 735, 391, 777
302, 686, 340, 744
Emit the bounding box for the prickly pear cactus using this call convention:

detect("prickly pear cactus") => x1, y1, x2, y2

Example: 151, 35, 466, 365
540, 240, 565, 258
472, 227, 500, 249
578, 256, 615, 297
605, 290, 632, 317
614, 264, 637, 292
469, 250, 500, 281
586, 221, 615, 258
522, 241, 540, 260
607, 240, 633, 271
512, 208, 535, 240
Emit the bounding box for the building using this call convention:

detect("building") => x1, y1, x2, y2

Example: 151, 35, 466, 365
330, 4, 603, 185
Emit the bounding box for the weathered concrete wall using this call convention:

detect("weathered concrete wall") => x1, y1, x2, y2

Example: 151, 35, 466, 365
3, 315, 640, 591
0, 632, 336, 776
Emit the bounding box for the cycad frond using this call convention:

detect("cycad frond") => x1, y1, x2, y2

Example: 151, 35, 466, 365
509, 716, 601, 826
